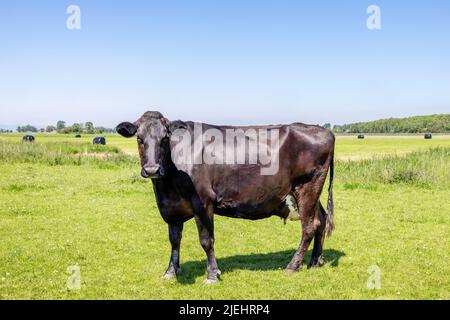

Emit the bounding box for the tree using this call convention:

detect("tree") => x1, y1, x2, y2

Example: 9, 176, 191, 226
332, 114, 450, 134
60, 126, 73, 134
71, 123, 82, 133
95, 127, 104, 134
46, 125, 57, 133
322, 123, 332, 129
57, 121, 66, 130
84, 122, 94, 134
17, 125, 37, 132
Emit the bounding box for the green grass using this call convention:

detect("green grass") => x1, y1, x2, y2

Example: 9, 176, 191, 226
2, 132, 449, 159
335, 137, 450, 160
0, 133, 138, 155
0, 136, 449, 300
0, 141, 137, 168
337, 147, 450, 189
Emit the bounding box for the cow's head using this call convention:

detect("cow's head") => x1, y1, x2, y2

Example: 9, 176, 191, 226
116, 111, 170, 179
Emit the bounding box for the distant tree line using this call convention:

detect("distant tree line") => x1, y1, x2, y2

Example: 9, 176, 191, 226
17, 125, 40, 133
16, 121, 115, 134
333, 114, 450, 134
0, 129, 13, 133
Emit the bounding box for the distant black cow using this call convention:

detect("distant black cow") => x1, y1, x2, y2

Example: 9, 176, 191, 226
22, 135, 35, 143
75, 134, 82, 138
93, 137, 106, 145
357, 135, 365, 139
424, 133, 432, 140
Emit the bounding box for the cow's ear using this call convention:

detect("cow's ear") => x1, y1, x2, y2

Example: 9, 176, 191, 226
116, 122, 137, 138
161, 117, 170, 129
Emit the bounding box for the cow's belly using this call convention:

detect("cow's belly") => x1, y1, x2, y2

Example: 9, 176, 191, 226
214, 205, 277, 220
211, 171, 298, 220
213, 194, 299, 221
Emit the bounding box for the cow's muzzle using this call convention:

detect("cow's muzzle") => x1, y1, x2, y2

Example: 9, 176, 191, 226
141, 165, 161, 179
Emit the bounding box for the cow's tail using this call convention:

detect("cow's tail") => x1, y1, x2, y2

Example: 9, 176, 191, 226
325, 150, 335, 237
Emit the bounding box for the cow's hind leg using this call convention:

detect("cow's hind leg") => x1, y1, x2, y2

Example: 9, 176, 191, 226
308, 202, 326, 268
286, 196, 316, 272
287, 172, 328, 272
163, 223, 183, 279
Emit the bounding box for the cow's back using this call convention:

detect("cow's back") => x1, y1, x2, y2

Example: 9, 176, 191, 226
182, 122, 334, 219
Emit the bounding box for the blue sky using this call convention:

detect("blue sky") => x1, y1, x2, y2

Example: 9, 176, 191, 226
0, 0, 449, 128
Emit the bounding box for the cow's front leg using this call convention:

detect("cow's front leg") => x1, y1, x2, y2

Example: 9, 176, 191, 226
194, 208, 220, 284
163, 223, 183, 279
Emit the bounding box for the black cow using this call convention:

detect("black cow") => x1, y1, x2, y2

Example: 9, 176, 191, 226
117, 111, 335, 283
424, 133, 432, 140
22, 135, 35, 143
75, 134, 82, 138
93, 137, 106, 145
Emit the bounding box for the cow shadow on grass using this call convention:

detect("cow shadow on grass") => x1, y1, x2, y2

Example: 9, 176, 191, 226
176, 249, 345, 285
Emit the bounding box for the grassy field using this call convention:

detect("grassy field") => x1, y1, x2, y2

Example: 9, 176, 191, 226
0, 134, 449, 299
2, 132, 450, 159
0, 133, 138, 155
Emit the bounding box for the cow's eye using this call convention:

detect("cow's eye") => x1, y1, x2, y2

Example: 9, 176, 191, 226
137, 137, 144, 144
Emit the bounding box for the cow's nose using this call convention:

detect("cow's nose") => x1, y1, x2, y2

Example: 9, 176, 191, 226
141, 167, 150, 178
141, 166, 160, 178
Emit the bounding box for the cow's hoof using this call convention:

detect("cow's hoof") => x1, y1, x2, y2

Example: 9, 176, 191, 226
285, 267, 299, 274
285, 262, 301, 273
162, 272, 177, 280
308, 256, 325, 269
204, 276, 220, 285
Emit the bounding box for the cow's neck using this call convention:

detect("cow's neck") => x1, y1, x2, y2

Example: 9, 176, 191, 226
153, 140, 196, 199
